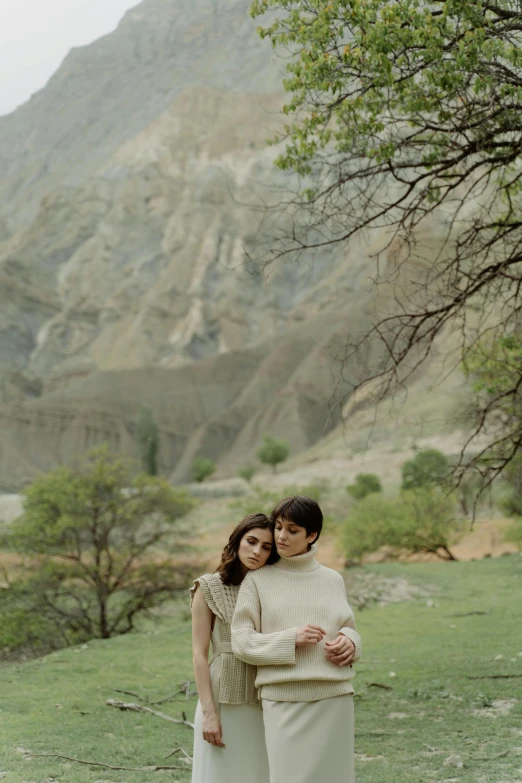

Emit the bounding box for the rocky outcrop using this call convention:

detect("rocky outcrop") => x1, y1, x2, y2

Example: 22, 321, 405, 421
0, 305, 385, 490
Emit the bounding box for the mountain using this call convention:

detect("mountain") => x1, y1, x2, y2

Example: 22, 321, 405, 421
0, 0, 457, 490
0, 0, 283, 235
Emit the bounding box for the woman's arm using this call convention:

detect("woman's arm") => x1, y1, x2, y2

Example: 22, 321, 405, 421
338, 602, 363, 662
325, 583, 363, 666
231, 577, 298, 666
191, 587, 224, 748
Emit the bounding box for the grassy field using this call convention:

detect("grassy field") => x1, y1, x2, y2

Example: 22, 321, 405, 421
0, 555, 521, 783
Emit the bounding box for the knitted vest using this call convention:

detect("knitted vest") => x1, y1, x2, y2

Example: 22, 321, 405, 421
190, 573, 258, 705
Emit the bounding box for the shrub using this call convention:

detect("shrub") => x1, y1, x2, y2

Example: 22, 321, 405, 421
239, 465, 257, 483
401, 449, 450, 491
192, 457, 216, 483
346, 473, 382, 501
342, 488, 462, 561
257, 435, 290, 473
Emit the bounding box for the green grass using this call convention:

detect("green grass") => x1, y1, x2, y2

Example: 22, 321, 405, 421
1, 557, 521, 783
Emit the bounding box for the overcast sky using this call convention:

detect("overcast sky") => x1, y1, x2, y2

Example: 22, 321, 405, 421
0, 0, 140, 116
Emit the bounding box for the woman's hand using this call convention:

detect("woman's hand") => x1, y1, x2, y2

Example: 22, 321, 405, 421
324, 634, 355, 666
202, 710, 225, 748
296, 624, 326, 647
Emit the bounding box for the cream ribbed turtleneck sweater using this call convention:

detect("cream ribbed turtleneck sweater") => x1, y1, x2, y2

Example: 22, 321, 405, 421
231, 545, 362, 702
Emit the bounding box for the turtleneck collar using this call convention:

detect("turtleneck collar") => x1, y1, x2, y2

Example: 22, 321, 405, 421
273, 543, 320, 572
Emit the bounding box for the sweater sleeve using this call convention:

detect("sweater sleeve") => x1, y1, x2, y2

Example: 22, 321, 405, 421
338, 592, 363, 662
231, 575, 297, 667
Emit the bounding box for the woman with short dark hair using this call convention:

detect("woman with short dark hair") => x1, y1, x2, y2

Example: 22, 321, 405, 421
191, 513, 276, 783
232, 496, 361, 783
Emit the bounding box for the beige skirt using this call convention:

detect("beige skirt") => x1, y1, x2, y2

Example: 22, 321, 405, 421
262, 694, 355, 783
192, 701, 270, 783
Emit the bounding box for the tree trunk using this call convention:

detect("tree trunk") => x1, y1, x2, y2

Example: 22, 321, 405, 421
440, 546, 458, 561
99, 593, 110, 638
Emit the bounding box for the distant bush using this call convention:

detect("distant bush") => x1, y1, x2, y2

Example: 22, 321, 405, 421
401, 448, 450, 491
0, 447, 196, 658
346, 473, 382, 501
341, 488, 462, 561
192, 457, 216, 483
257, 435, 290, 473
239, 465, 257, 483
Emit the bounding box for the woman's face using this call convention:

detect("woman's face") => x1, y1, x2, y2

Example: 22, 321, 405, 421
274, 516, 316, 557
237, 527, 274, 571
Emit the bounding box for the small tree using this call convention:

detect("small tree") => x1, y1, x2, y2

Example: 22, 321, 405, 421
346, 473, 382, 501
341, 495, 405, 561
137, 406, 159, 476
257, 435, 290, 474
401, 449, 450, 492
342, 489, 461, 562
3, 447, 196, 651
192, 457, 216, 483
239, 465, 257, 483
399, 489, 462, 561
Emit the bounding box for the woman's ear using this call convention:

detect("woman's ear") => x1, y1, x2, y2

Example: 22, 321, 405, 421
307, 532, 318, 544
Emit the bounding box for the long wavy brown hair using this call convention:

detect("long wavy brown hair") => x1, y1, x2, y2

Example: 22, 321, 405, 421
217, 513, 278, 585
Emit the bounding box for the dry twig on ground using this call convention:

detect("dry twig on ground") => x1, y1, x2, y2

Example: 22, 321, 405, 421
106, 697, 195, 729
31, 752, 186, 771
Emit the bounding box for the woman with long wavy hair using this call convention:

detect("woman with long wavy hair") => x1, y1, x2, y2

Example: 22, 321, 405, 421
190, 512, 277, 783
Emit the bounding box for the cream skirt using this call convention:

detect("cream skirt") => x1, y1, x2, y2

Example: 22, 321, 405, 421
192, 701, 270, 783
262, 694, 355, 783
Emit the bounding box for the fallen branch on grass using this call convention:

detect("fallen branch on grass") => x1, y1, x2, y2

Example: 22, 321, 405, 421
164, 746, 193, 761
466, 674, 522, 680
474, 749, 510, 762
152, 681, 197, 704
367, 682, 393, 691
113, 681, 197, 706
31, 752, 187, 772
451, 611, 489, 617
355, 730, 394, 736
106, 698, 195, 729
113, 688, 146, 700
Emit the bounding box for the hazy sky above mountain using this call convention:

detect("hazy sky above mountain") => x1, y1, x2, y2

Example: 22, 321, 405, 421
0, 0, 140, 116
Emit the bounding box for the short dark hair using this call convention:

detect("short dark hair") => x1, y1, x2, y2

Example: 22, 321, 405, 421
216, 513, 278, 585
270, 495, 323, 544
